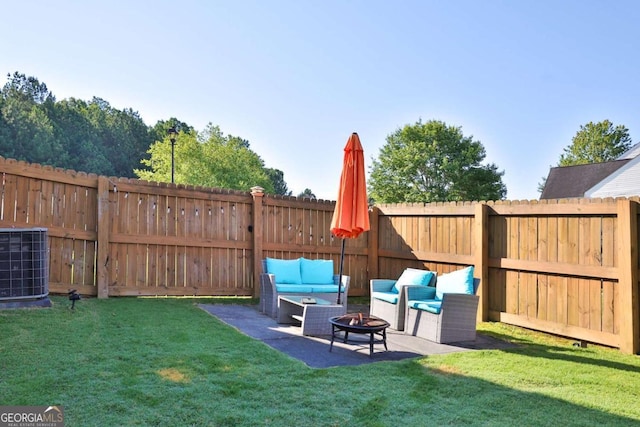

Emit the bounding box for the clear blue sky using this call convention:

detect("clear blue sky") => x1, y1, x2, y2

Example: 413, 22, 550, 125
3, 0, 639, 200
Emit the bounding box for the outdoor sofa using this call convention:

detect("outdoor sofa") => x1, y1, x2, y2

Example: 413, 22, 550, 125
404, 266, 480, 343
259, 257, 350, 318
369, 268, 436, 330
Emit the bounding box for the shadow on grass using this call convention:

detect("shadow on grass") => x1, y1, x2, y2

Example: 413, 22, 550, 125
201, 304, 640, 425
3, 297, 639, 425
391, 359, 640, 426
483, 329, 640, 374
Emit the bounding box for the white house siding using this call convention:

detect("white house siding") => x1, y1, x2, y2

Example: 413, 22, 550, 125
619, 142, 640, 160
586, 155, 640, 197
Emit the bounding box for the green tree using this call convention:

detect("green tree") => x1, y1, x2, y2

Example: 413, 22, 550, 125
0, 72, 67, 165
149, 118, 194, 149
0, 72, 287, 189
559, 120, 632, 166
83, 97, 153, 177
537, 120, 633, 194
265, 168, 291, 195
48, 97, 108, 173
136, 123, 275, 192
0, 72, 155, 177
369, 120, 506, 203
2, 72, 54, 104
297, 188, 316, 199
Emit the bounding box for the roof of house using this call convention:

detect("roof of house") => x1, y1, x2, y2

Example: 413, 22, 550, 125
540, 159, 631, 199
619, 141, 640, 159
585, 154, 640, 198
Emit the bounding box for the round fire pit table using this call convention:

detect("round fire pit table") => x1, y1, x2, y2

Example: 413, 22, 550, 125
329, 313, 390, 357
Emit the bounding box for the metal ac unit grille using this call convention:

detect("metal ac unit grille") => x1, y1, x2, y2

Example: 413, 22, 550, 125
0, 228, 49, 301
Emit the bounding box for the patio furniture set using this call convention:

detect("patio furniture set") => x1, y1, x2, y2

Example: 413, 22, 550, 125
260, 257, 480, 352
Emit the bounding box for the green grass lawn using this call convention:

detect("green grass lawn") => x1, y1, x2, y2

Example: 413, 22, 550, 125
1, 296, 640, 426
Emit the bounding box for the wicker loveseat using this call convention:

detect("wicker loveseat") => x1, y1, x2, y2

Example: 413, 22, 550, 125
404, 266, 480, 343
259, 257, 350, 318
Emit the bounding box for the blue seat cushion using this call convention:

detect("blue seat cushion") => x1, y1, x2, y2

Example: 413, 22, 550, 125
436, 266, 474, 300
266, 258, 302, 284
276, 284, 313, 293
372, 291, 400, 304
310, 284, 340, 293
300, 258, 334, 284
409, 299, 442, 314
392, 268, 435, 293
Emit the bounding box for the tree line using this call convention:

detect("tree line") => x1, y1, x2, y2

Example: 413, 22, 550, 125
0, 72, 507, 202
0, 72, 291, 195
0, 72, 153, 178
1, 72, 631, 203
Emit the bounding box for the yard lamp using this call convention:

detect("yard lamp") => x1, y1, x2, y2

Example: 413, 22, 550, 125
167, 126, 177, 184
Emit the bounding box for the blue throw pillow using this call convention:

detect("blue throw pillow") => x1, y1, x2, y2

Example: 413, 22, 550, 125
265, 258, 302, 284
435, 266, 474, 300
300, 258, 334, 284
392, 268, 435, 294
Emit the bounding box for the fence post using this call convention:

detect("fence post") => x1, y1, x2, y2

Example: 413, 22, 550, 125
96, 176, 110, 298
617, 199, 639, 354
251, 186, 265, 298
367, 207, 380, 289
474, 203, 489, 322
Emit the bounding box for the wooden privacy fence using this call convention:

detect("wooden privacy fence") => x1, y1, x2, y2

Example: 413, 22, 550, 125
372, 200, 640, 354
1, 157, 639, 353
0, 158, 360, 299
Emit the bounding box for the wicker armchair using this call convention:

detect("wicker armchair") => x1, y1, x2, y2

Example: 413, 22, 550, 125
404, 278, 480, 343
369, 279, 408, 330
369, 269, 436, 331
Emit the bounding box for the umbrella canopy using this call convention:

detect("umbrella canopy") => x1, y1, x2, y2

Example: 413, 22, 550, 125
331, 132, 370, 305
331, 132, 370, 238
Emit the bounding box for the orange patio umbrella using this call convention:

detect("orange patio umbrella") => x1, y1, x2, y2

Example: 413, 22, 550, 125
331, 132, 370, 304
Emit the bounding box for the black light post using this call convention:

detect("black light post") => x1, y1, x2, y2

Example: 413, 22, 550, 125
167, 127, 177, 184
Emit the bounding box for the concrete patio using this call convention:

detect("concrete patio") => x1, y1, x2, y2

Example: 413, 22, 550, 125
199, 303, 515, 368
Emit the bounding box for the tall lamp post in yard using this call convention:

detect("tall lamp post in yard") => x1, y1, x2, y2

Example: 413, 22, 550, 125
167, 126, 177, 184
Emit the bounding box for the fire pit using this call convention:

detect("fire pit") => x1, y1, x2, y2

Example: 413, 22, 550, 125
329, 313, 390, 357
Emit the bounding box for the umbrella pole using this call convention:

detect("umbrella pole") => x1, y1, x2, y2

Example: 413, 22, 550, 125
337, 239, 346, 305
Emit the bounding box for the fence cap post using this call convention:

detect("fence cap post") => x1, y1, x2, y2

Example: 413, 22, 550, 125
250, 186, 265, 196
